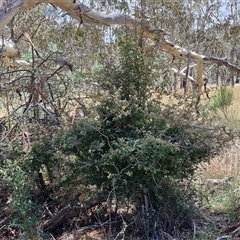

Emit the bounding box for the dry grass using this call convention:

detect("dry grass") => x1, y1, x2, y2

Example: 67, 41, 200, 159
162, 85, 240, 180
198, 85, 240, 180
199, 139, 240, 179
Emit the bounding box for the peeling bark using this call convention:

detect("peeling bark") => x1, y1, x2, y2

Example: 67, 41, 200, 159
1, 0, 240, 89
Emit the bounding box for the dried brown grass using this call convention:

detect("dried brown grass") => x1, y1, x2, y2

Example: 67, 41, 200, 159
199, 139, 240, 180
198, 85, 240, 180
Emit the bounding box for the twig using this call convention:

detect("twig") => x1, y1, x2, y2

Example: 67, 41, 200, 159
205, 176, 233, 185
44, 203, 53, 217
216, 235, 231, 240
77, 220, 109, 233
160, 230, 176, 240
0, 218, 8, 229
97, 130, 112, 150
114, 216, 128, 240
34, 103, 59, 124
0, 36, 4, 65
49, 233, 56, 240
191, 124, 215, 130
193, 220, 196, 240
2, 103, 32, 141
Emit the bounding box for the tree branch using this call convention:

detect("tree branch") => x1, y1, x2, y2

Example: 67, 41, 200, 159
1, 0, 240, 89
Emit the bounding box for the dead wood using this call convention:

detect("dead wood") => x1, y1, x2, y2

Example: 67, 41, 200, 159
41, 205, 79, 231
41, 193, 106, 232
205, 176, 233, 185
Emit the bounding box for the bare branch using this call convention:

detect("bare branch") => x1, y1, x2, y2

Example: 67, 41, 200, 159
1, 0, 240, 89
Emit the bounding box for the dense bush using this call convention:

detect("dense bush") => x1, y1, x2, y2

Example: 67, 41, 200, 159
2, 36, 229, 238
55, 37, 227, 236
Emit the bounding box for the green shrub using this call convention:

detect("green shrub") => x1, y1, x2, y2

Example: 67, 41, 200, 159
208, 86, 234, 117
0, 159, 39, 239
57, 103, 225, 236
55, 36, 228, 237
3, 36, 229, 238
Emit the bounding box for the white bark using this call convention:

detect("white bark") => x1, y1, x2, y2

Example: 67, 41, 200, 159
1, 0, 240, 89
170, 65, 198, 92
171, 65, 197, 83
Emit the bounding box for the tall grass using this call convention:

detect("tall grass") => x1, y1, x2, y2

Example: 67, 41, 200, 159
199, 139, 240, 179
208, 86, 234, 118
196, 86, 240, 223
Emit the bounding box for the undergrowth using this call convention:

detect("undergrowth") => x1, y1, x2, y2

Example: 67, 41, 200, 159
0, 35, 232, 239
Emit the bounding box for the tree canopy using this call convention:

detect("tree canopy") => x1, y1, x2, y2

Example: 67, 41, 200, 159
1, 0, 240, 88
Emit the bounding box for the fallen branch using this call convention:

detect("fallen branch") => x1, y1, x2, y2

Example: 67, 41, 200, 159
42, 205, 78, 232
35, 103, 59, 124
41, 193, 106, 232
76, 221, 109, 233
1, 0, 240, 90
205, 176, 233, 185
216, 236, 231, 240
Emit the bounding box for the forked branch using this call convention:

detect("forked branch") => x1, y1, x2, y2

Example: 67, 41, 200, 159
1, 0, 240, 88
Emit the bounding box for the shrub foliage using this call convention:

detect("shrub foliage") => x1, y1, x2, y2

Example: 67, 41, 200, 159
2, 36, 229, 238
